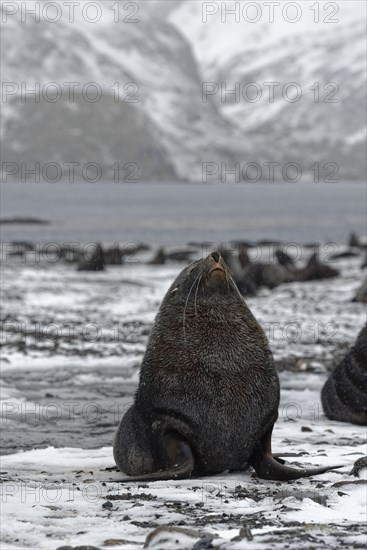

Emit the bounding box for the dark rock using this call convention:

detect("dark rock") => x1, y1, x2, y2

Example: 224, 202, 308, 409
329, 250, 359, 259
0, 217, 49, 225
353, 279, 367, 303
257, 240, 282, 247
104, 539, 136, 546
102, 500, 113, 509
350, 456, 367, 477
192, 537, 215, 549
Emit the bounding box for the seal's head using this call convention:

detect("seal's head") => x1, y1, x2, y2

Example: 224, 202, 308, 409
162, 252, 244, 312
145, 251, 249, 358
145, 251, 269, 378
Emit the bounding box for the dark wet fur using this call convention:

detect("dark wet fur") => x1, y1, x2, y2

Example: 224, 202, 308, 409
113, 254, 342, 481
322, 325, 367, 425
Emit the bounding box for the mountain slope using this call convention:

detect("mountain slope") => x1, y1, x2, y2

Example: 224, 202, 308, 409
1, 0, 366, 182
170, 0, 367, 181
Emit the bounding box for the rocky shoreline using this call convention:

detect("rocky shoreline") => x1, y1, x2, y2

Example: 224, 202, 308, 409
1, 241, 366, 549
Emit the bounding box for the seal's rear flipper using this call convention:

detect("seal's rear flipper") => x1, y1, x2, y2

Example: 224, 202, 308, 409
250, 426, 343, 481
272, 454, 286, 464
106, 462, 194, 483
250, 453, 343, 481
111, 430, 195, 483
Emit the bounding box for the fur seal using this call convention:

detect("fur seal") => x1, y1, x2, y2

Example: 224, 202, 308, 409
275, 249, 296, 268
77, 243, 105, 271
149, 247, 196, 265
217, 246, 285, 295
113, 252, 341, 481
149, 247, 166, 265
238, 243, 251, 269
298, 253, 339, 280
105, 245, 124, 265
276, 252, 339, 282
321, 324, 367, 425
349, 232, 360, 248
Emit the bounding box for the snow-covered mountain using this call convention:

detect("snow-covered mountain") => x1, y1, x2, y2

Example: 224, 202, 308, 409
1, 0, 366, 182
170, 0, 367, 182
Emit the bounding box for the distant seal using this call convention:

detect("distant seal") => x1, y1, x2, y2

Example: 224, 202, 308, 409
275, 249, 296, 268
297, 253, 339, 280
349, 232, 360, 248
322, 324, 367, 425
77, 243, 105, 271
105, 245, 123, 265
238, 243, 251, 269
113, 252, 340, 481
149, 247, 166, 265
218, 246, 285, 294
149, 247, 196, 265
276, 252, 339, 282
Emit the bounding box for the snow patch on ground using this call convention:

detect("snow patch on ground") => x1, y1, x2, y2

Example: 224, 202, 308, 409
1, 253, 366, 548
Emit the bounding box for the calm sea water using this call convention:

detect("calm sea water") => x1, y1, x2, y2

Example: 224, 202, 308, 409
1, 182, 366, 244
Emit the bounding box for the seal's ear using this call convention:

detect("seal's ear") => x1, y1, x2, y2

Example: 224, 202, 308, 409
250, 426, 343, 481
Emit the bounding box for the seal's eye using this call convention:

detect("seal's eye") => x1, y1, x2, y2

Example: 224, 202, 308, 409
170, 287, 178, 294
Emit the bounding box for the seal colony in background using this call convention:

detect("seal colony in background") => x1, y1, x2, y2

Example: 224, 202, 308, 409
113, 253, 342, 481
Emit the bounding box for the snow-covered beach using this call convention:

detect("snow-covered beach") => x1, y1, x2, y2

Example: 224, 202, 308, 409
1, 247, 366, 549
2, 0, 366, 546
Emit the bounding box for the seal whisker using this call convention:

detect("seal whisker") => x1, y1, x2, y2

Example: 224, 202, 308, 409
183, 271, 202, 341
228, 273, 244, 301
231, 274, 247, 303
194, 274, 203, 316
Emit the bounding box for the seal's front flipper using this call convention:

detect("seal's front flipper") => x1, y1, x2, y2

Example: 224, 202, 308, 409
250, 426, 343, 481
112, 430, 195, 483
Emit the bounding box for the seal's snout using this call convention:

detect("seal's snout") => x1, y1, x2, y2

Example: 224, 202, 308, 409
208, 252, 227, 281
210, 251, 221, 263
